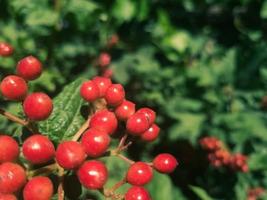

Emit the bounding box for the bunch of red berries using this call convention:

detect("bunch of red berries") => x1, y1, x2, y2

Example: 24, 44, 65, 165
0, 49, 178, 199
247, 187, 265, 200
200, 136, 248, 172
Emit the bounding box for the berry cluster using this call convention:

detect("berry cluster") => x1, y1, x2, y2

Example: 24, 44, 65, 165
200, 136, 248, 172
247, 187, 265, 200
0, 49, 178, 199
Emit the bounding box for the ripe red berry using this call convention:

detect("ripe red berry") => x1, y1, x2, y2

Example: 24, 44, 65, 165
23, 92, 53, 121
81, 128, 110, 158
125, 186, 151, 200
98, 52, 111, 67
56, 141, 86, 169
153, 153, 178, 173
0, 135, 19, 163
136, 108, 156, 126
0, 75, 28, 101
92, 76, 112, 97
126, 162, 153, 186
102, 69, 113, 78
126, 113, 150, 136
104, 84, 125, 107
80, 80, 100, 102
77, 160, 108, 189
22, 134, 55, 164
16, 56, 42, 80
115, 100, 135, 121
89, 109, 118, 135
0, 194, 17, 200
0, 162, 26, 194
0, 42, 13, 57
141, 124, 160, 142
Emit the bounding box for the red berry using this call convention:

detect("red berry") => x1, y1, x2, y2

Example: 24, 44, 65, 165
104, 84, 125, 107
153, 153, 178, 173
98, 53, 111, 67
16, 56, 42, 80
80, 80, 100, 102
89, 109, 118, 135
56, 141, 86, 169
23, 176, 53, 200
136, 108, 156, 126
23, 92, 53, 121
126, 113, 150, 136
92, 76, 112, 97
141, 124, 160, 142
81, 128, 110, 158
125, 186, 151, 200
107, 34, 119, 48
0, 162, 26, 194
0, 75, 28, 101
22, 135, 55, 164
199, 137, 222, 152
0, 135, 19, 163
102, 69, 113, 78
0, 42, 13, 57
0, 194, 17, 200
126, 162, 153, 186
115, 100, 135, 121
77, 160, 108, 189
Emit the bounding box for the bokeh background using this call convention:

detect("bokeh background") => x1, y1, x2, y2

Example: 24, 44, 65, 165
1, 0, 267, 199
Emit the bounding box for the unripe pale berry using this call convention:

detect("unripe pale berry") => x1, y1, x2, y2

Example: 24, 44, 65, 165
16, 56, 42, 80
77, 160, 108, 189
56, 141, 86, 169
126, 113, 150, 136
0, 194, 17, 200
80, 80, 100, 102
98, 52, 111, 67
153, 153, 178, 173
114, 100, 135, 121
126, 162, 153, 186
0, 42, 13, 57
23, 176, 53, 200
104, 84, 125, 107
141, 124, 160, 142
0, 75, 28, 101
137, 108, 156, 126
23, 92, 53, 121
92, 76, 112, 97
22, 134, 55, 164
89, 109, 118, 135
125, 186, 151, 200
81, 128, 110, 158
0, 135, 19, 163
0, 162, 26, 194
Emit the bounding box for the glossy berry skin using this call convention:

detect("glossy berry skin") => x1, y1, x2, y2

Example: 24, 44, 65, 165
126, 162, 153, 186
104, 84, 125, 107
114, 100, 135, 121
89, 109, 118, 135
23, 92, 53, 121
23, 176, 53, 200
125, 186, 151, 200
22, 135, 55, 164
0, 162, 26, 194
0, 194, 17, 200
80, 80, 100, 102
153, 153, 178, 173
16, 56, 42, 80
137, 108, 156, 126
0, 75, 28, 101
0, 135, 19, 163
98, 52, 111, 67
77, 160, 108, 189
126, 113, 150, 136
92, 76, 112, 97
81, 128, 110, 158
141, 124, 160, 142
56, 141, 86, 169
0, 42, 13, 57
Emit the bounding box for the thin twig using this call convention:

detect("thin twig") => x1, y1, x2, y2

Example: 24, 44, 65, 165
116, 154, 135, 165
0, 108, 27, 126
71, 118, 90, 141
57, 165, 65, 200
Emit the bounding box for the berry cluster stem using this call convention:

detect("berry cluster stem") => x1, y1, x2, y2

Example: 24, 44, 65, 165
0, 108, 27, 126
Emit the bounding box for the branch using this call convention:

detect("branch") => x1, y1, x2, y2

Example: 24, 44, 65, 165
57, 165, 65, 200
0, 108, 27, 126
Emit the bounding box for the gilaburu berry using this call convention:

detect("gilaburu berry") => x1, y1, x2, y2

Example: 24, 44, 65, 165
92, 76, 112, 97
98, 52, 111, 67
0, 42, 13, 57
104, 84, 125, 107
80, 80, 100, 102
125, 186, 151, 200
0, 135, 19, 163
126, 162, 153, 186
0, 194, 17, 200
115, 100, 135, 121
153, 153, 178, 173
141, 124, 160, 142
136, 108, 156, 126
16, 56, 42, 80
126, 113, 150, 136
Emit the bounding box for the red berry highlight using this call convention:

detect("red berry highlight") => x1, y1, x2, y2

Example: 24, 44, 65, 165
115, 100, 135, 121
0, 135, 19, 163
0, 75, 28, 101
77, 160, 108, 189
16, 56, 42, 80
0, 42, 13, 57
136, 108, 156, 126
126, 113, 150, 136
153, 153, 178, 173
92, 76, 112, 97
126, 162, 153, 186
104, 84, 125, 107
141, 124, 160, 142
125, 186, 151, 200
23, 92, 53, 121
80, 80, 100, 102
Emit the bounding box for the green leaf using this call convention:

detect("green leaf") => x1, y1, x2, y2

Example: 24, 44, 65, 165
261, 0, 267, 19
39, 78, 85, 143
25, 9, 58, 27
112, 0, 136, 23
190, 185, 214, 200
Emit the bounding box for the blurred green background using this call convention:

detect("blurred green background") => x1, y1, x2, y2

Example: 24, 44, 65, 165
1, 0, 267, 199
